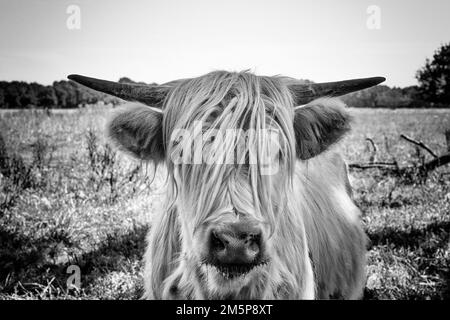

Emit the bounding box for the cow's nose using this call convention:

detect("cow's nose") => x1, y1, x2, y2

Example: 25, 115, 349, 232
209, 223, 262, 267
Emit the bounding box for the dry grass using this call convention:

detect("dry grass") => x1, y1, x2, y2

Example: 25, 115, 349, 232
0, 106, 449, 300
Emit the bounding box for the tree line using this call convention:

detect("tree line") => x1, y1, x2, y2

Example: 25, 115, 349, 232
1, 43, 449, 109
340, 84, 440, 109
0, 79, 124, 109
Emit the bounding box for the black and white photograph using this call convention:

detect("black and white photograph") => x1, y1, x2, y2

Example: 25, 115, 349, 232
0, 0, 449, 303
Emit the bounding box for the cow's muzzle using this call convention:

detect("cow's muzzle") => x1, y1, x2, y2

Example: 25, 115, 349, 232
205, 222, 266, 278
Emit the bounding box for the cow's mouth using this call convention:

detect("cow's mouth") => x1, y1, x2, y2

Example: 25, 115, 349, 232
203, 260, 268, 279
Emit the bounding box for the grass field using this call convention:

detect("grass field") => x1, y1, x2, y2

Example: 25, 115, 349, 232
0, 106, 449, 300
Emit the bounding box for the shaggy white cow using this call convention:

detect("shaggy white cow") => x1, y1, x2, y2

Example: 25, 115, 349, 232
69, 71, 385, 299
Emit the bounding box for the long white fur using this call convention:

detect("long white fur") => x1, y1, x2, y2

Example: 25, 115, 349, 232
143, 151, 365, 299
108, 71, 367, 300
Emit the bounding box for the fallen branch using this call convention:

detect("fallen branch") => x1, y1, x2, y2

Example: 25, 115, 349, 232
349, 162, 397, 170
400, 134, 438, 158
349, 131, 450, 176
365, 137, 377, 163
420, 152, 450, 172
349, 153, 450, 173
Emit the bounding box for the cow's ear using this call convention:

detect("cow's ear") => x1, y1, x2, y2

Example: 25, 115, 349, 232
107, 103, 164, 162
293, 98, 351, 160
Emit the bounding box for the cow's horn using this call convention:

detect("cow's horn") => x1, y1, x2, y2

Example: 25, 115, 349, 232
289, 76, 386, 106
67, 74, 170, 108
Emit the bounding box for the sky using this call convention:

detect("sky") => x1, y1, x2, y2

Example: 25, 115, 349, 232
0, 0, 449, 88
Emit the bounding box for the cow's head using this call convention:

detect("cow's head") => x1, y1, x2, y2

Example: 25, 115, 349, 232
68, 71, 384, 298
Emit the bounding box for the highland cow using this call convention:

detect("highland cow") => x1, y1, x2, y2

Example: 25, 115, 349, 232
68, 70, 385, 299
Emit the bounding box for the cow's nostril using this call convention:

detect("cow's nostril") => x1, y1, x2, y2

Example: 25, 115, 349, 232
248, 234, 261, 253
211, 230, 226, 251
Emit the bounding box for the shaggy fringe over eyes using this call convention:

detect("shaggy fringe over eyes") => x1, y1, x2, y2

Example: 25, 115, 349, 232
162, 71, 296, 232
